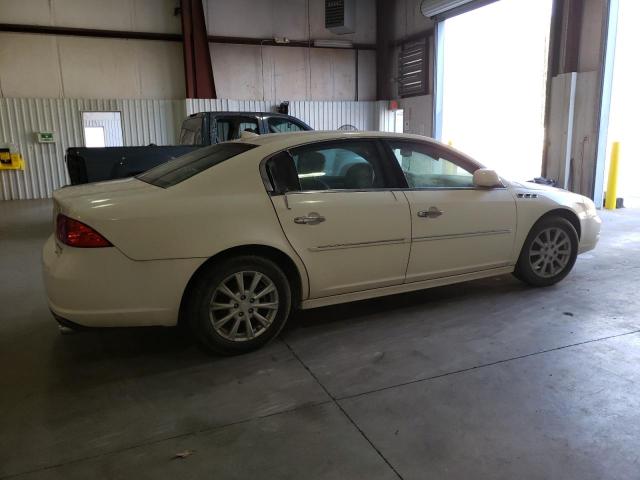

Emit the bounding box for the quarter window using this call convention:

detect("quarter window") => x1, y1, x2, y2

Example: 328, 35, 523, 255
288, 141, 391, 191
388, 141, 477, 189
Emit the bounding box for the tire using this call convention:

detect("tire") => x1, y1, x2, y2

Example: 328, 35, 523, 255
513, 216, 579, 287
186, 256, 292, 355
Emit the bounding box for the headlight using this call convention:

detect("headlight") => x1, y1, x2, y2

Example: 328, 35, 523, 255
582, 197, 597, 214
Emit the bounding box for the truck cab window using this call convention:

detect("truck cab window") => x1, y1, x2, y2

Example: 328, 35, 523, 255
268, 118, 305, 133
238, 120, 259, 135
215, 119, 233, 143
179, 117, 204, 145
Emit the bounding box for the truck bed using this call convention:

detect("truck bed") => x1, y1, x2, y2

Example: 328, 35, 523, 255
66, 146, 200, 185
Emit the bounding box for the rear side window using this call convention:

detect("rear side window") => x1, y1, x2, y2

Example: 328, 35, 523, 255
179, 117, 204, 145
137, 143, 256, 188
215, 119, 233, 143
289, 140, 392, 191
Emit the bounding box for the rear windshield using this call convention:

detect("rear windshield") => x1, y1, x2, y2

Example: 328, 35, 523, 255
137, 143, 257, 188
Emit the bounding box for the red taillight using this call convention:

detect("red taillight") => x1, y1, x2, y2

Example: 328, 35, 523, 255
56, 214, 112, 248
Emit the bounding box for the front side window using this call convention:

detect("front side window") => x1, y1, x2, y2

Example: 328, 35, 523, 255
268, 118, 305, 133
137, 143, 256, 188
388, 141, 477, 189
289, 141, 390, 191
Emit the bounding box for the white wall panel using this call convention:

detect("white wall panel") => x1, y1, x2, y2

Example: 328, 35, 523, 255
0, 98, 185, 200
399, 95, 433, 136
0, 34, 185, 99
0, 0, 181, 33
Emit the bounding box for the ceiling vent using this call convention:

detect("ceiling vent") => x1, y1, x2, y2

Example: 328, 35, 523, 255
325, 0, 356, 35
420, 0, 475, 18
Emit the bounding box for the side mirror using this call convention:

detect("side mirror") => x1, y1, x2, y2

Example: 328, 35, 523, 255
473, 168, 502, 188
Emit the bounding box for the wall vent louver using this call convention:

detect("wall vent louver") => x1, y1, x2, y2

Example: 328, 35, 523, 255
325, 0, 356, 35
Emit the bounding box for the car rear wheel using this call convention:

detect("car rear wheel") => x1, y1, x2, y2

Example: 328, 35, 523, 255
514, 216, 579, 287
187, 256, 292, 355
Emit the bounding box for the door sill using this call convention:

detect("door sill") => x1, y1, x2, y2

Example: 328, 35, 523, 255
300, 266, 515, 310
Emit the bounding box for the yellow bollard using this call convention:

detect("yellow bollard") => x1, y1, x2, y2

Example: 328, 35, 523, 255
605, 142, 621, 210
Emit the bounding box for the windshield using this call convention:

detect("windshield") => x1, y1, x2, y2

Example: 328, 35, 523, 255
137, 143, 257, 188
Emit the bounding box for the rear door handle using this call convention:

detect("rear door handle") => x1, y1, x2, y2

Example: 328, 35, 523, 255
294, 212, 326, 225
417, 207, 444, 218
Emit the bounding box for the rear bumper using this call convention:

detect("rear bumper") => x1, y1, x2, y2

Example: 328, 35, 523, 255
42, 235, 204, 328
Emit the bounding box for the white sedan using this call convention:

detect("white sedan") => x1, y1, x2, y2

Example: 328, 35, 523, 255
43, 132, 601, 354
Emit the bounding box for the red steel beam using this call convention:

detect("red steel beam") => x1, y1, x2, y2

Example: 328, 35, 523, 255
180, 0, 216, 99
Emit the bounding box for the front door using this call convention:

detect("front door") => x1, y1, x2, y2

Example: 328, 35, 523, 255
385, 140, 517, 282
266, 139, 411, 298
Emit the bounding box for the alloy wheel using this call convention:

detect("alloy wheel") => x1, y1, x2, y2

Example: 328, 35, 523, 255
528, 227, 572, 278
209, 271, 279, 342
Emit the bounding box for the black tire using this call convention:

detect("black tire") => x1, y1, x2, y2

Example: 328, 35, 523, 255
186, 256, 292, 355
513, 216, 579, 287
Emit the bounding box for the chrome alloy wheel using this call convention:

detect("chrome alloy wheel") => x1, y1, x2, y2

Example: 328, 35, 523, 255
209, 271, 279, 342
528, 227, 572, 278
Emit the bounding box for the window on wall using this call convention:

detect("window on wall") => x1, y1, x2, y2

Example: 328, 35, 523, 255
82, 112, 123, 148
398, 38, 429, 98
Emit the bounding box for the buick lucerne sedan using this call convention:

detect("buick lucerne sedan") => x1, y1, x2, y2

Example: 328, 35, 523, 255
43, 132, 601, 354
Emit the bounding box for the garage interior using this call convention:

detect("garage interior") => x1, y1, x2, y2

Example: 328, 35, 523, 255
1, 0, 639, 479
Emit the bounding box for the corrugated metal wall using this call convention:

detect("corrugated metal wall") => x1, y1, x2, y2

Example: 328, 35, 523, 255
0, 98, 185, 200
186, 99, 394, 132
1, 98, 399, 200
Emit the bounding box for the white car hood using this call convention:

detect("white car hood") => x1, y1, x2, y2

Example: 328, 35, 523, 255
506, 180, 566, 193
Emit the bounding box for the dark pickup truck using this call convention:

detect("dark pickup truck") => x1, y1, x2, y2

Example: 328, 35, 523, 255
66, 111, 312, 185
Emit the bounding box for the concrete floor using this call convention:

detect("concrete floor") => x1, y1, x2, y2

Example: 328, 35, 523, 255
1, 200, 640, 480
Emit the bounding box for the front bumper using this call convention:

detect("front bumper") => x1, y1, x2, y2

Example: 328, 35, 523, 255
578, 211, 602, 254
42, 235, 204, 328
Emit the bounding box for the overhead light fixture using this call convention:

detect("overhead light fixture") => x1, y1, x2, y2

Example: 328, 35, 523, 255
420, 0, 475, 18
313, 39, 353, 49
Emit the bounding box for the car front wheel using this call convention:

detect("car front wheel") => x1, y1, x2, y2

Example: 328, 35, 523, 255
514, 216, 579, 287
187, 256, 292, 355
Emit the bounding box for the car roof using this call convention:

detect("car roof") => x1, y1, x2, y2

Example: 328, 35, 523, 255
232, 131, 483, 167
189, 111, 301, 119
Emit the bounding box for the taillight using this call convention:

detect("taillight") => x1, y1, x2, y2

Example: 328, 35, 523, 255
56, 214, 112, 248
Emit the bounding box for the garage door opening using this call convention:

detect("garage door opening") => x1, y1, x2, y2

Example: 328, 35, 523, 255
605, 0, 640, 208
438, 0, 552, 181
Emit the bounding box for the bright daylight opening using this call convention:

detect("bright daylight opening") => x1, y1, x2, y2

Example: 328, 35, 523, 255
82, 111, 124, 148
440, 0, 553, 181
83, 127, 106, 148
606, 0, 640, 208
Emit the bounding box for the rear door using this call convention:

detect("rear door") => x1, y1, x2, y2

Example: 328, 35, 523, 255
266, 139, 411, 298
385, 140, 517, 282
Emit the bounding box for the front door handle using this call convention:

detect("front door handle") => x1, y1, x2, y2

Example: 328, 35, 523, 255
417, 207, 444, 218
294, 212, 326, 225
